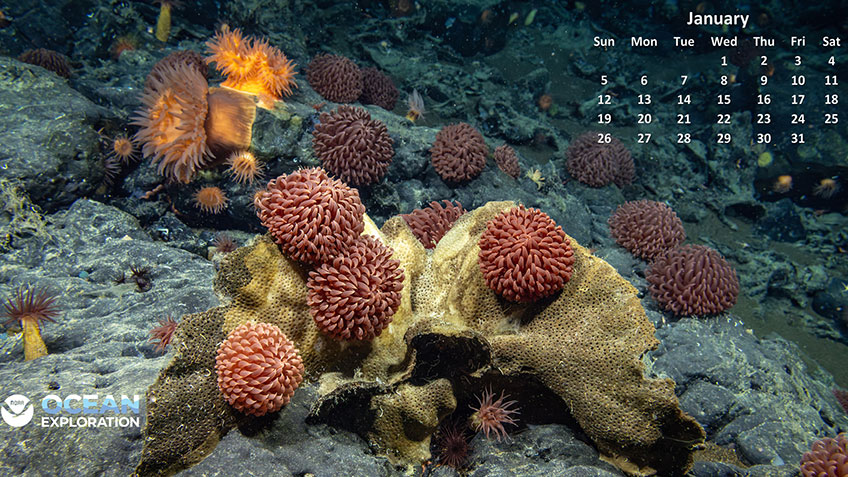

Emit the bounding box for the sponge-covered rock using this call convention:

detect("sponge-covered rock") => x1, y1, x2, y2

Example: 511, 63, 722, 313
135, 201, 704, 477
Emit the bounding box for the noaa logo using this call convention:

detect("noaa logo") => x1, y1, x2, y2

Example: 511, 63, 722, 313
1, 394, 33, 427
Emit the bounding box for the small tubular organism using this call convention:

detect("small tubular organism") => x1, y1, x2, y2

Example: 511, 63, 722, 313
2, 285, 61, 361
405, 89, 426, 122
155, 1, 180, 42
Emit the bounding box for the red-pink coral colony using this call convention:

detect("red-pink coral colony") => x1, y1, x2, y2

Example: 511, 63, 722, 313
312, 105, 394, 186
215, 322, 304, 416
254, 168, 365, 264
401, 200, 466, 249
646, 244, 739, 316
307, 235, 404, 341
566, 131, 634, 188
478, 206, 574, 303
608, 200, 686, 262
430, 123, 489, 183
799, 432, 847, 477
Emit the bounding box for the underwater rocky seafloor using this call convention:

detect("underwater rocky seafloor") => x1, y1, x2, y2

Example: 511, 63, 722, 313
0, 0, 846, 476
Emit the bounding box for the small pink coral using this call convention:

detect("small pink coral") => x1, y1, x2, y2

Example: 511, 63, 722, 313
430, 123, 489, 183
401, 200, 466, 249
359, 67, 398, 111
306, 54, 362, 103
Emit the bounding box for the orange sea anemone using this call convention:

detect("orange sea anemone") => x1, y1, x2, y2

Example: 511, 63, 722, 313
205, 25, 297, 108
226, 150, 262, 185
193, 186, 228, 214
813, 177, 840, 199
110, 35, 138, 60
537, 94, 553, 112
132, 63, 213, 183
772, 174, 793, 193
110, 135, 137, 164
133, 61, 256, 183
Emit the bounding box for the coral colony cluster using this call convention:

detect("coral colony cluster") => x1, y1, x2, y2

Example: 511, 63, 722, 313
4, 14, 845, 477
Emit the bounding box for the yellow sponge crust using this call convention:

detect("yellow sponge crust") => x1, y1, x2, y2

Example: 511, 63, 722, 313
136, 202, 704, 476
403, 201, 701, 472
369, 379, 456, 463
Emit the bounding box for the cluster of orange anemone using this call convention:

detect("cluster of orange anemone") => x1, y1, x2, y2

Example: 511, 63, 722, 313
206, 25, 298, 108
129, 26, 297, 214
772, 175, 841, 200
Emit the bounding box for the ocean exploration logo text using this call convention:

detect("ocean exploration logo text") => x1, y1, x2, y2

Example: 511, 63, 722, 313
1, 393, 141, 428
